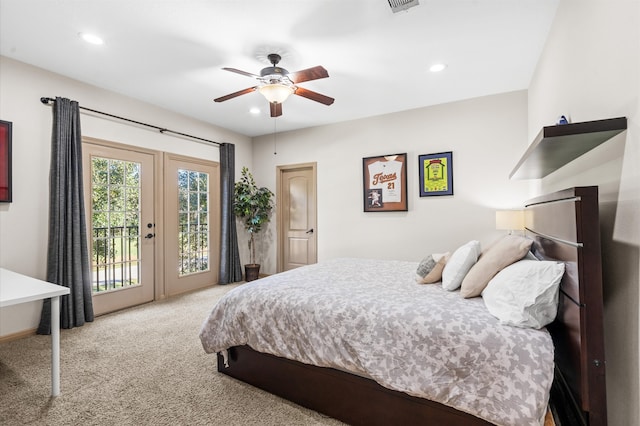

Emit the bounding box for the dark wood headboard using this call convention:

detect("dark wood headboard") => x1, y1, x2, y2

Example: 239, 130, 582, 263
524, 186, 607, 426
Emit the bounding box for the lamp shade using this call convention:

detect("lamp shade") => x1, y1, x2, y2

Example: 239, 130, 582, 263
258, 84, 294, 104
495, 210, 524, 231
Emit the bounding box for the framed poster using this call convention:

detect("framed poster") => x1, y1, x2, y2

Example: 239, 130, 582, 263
0, 120, 11, 203
419, 151, 453, 197
362, 153, 407, 212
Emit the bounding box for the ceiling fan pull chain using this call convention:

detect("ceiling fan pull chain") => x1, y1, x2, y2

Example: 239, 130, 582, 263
273, 118, 278, 155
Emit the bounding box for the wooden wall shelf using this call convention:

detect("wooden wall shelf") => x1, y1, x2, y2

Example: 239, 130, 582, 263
510, 117, 627, 180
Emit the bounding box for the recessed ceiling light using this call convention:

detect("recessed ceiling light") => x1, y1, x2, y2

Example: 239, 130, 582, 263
79, 32, 104, 45
429, 63, 447, 73
249, 107, 261, 115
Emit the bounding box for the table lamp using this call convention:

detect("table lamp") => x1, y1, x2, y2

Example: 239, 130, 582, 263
495, 210, 524, 234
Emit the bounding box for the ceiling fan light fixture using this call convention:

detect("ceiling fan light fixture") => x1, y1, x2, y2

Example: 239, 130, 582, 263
215, 54, 333, 117
259, 84, 294, 104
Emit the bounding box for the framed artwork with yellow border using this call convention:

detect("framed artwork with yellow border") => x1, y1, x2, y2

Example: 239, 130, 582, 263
419, 151, 453, 197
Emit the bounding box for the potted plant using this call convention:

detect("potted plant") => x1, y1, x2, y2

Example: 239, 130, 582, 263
233, 166, 275, 281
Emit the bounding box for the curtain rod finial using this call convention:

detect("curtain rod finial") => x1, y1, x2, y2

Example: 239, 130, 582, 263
40, 97, 53, 105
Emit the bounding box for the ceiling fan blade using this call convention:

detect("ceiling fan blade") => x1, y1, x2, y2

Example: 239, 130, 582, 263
294, 87, 335, 105
270, 102, 283, 117
214, 86, 258, 103
222, 67, 260, 78
288, 66, 329, 84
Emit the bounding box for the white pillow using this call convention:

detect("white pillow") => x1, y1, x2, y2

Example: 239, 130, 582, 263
482, 260, 565, 329
441, 240, 481, 291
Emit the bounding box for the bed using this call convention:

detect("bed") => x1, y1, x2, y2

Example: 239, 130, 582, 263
199, 186, 606, 426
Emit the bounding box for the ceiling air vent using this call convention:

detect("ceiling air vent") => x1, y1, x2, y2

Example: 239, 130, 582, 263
388, 0, 419, 13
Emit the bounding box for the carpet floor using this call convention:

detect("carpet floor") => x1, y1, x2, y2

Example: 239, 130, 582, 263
0, 283, 345, 426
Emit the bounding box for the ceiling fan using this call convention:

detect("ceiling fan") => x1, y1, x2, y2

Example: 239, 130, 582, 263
214, 53, 335, 117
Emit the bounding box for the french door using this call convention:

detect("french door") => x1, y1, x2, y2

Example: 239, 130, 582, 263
163, 154, 220, 296
83, 143, 155, 316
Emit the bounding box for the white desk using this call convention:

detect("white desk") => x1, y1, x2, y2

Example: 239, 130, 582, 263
0, 268, 70, 396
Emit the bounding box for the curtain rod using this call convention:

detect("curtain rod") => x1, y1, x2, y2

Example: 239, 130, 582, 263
40, 97, 221, 147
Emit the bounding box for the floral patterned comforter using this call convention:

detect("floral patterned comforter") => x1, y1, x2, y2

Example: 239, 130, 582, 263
199, 258, 553, 426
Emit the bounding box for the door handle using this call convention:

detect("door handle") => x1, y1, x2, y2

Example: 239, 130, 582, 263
144, 233, 155, 239
306, 228, 314, 234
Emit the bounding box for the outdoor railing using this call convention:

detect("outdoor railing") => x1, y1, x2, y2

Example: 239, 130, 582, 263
92, 222, 211, 291
92, 226, 139, 292
178, 223, 209, 275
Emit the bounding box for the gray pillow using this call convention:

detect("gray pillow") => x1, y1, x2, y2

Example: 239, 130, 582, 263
416, 252, 449, 284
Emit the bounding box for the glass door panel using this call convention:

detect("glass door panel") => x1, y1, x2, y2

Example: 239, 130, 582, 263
177, 169, 210, 276
91, 157, 141, 292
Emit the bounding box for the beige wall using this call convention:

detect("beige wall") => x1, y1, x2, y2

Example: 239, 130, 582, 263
0, 57, 253, 336
2, 4, 638, 422
527, 0, 640, 424
250, 90, 531, 273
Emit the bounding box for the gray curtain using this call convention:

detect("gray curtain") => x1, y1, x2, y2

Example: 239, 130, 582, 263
219, 143, 242, 283
38, 97, 94, 334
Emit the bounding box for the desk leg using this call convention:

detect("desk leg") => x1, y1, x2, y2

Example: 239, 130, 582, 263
51, 295, 61, 397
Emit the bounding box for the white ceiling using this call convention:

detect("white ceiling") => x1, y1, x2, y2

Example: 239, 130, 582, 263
0, 0, 559, 138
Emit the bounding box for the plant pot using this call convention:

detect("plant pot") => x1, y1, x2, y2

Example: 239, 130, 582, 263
244, 264, 261, 282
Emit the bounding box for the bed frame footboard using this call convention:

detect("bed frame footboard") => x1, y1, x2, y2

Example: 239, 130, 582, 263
218, 345, 492, 426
